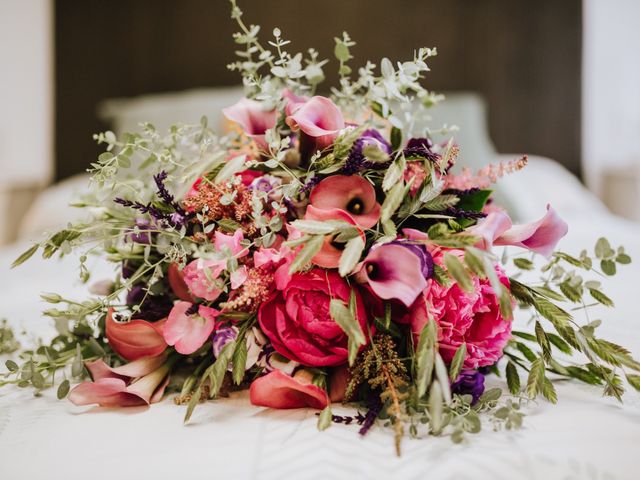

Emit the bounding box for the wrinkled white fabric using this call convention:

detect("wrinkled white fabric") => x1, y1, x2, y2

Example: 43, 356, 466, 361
1, 168, 640, 480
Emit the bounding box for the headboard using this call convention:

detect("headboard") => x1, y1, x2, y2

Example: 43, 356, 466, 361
54, 0, 582, 180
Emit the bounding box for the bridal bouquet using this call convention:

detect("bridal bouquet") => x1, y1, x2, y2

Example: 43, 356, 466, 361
3, 0, 638, 455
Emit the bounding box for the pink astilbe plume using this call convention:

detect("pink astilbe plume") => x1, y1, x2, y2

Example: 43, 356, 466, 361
445, 155, 528, 190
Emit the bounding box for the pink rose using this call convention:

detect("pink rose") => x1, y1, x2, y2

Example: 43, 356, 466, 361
404, 249, 512, 369
258, 269, 369, 367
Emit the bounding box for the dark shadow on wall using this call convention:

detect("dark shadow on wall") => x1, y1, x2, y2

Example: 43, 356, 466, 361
55, 0, 582, 180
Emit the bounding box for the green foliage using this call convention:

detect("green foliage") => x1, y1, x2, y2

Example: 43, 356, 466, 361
330, 293, 366, 366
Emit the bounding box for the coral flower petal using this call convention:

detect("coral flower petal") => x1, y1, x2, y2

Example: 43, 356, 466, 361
309, 175, 381, 229
105, 309, 168, 361
249, 370, 329, 410
163, 301, 219, 355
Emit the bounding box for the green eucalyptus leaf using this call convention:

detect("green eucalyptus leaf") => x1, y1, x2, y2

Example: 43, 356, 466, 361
57, 379, 71, 399
5, 360, 19, 372
317, 405, 332, 431
380, 180, 406, 222
214, 154, 246, 183
338, 236, 365, 277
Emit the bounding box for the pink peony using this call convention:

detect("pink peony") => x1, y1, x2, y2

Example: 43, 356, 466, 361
403, 249, 512, 369
258, 269, 369, 367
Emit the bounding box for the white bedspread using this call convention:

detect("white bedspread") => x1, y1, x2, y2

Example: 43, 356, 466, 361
1, 160, 640, 480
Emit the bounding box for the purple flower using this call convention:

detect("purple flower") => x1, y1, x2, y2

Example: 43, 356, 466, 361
128, 218, 152, 244
355, 241, 432, 307
249, 175, 280, 193
403, 137, 440, 162
212, 326, 238, 358
343, 129, 392, 174
390, 240, 434, 280
125, 284, 173, 321
451, 370, 485, 404
213, 327, 268, 372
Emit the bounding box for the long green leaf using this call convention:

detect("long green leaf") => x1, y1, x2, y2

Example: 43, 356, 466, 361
330, 298, 365, 366
289, 235, 325, 273
380, 180, 406, 223
444, 253, 473, 292
338, 235, 365, 277
449, 343, 467, 381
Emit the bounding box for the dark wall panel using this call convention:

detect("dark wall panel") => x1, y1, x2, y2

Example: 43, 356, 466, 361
55, 0, 581, 180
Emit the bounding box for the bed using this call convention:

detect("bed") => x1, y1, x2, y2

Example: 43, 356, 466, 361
1, 93, 639, 479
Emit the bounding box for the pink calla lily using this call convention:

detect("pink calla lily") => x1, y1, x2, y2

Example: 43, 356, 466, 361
285, 96, 345, 150
105, 309, 167, 361
282, 88, 309, 116
308, 175, 381, 229
355, 243, 428, 307
163, 301, 220, 355
222, 98, 277, 149
68, 354, 170, 407
305, 205, 365, 268
249, 369, 329, 410
470, 205, 568, 258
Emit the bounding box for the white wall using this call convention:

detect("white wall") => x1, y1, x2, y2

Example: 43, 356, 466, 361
583, 0, 640, 196
0, 0, 53, 186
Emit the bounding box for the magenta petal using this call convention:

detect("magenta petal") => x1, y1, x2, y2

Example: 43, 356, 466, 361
222, 98, 277, 148
358, 244, 427, 307
163, 301, 218, 354
282, 89, 309, 116
469, 211, 513, 250
495, 204, 568, 258
286, 96, 345, 149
